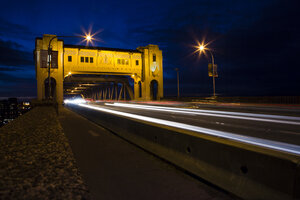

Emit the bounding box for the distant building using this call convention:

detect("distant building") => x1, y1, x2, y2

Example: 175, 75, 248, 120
18, 101, 31, 115
0, 98, 31, 127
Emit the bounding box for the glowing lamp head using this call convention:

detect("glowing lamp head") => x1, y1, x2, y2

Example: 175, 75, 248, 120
199, 45, 205, 51
86, 35, 92, 41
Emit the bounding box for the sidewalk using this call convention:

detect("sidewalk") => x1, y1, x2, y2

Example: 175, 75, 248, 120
58, 106, 234, 200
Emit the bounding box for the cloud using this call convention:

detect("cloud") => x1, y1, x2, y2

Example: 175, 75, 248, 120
0, 17, 34, 41
0, 39, 34, 69
0, 71, 33, 82
0, 71, 36, 97
0, 66, 23, 71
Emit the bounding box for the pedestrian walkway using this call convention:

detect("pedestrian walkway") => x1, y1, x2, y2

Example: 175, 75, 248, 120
58, 106, 233, 200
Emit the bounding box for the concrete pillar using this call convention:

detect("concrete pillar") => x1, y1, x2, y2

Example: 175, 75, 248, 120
137, 45, 163, 100
34, 34, 64, 104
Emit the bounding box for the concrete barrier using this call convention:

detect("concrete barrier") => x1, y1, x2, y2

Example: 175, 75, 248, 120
67, 104, 300, 200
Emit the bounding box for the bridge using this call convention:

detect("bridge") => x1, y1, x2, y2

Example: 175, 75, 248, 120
2, 35, 298, 199
34, 34, 163, 104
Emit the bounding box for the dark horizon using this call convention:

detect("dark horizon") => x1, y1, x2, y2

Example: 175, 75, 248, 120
0, 0, 299, 98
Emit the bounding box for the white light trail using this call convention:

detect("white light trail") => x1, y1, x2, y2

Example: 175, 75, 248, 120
64, 98, 86, 104
78, 103, 300, 156
105, 103, 300, 125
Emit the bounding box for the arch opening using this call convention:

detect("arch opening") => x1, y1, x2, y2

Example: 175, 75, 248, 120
63, 75, 134, 101
44, 77, 57, 100
138, 81, 142, 98
150, 80, 158, 100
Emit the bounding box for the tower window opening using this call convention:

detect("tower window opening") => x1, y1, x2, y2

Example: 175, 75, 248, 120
136, 60, 139, 65
90, 57, 94, 63
68, 56, 72, 62
85, 57, 89, 63
80, 57, 84, 63
153, 54, 156, 62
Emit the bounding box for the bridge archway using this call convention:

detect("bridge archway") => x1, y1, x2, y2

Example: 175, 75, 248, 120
44, 77, 56, 100
63, 75, 134, 101
34, 34, 163, 103
150, 80, 158, 100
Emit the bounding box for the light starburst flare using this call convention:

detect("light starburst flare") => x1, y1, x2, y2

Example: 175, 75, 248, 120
77, 25, 103, 46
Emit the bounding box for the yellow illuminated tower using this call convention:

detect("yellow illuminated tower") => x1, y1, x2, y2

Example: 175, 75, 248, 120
34, 34, 163, 103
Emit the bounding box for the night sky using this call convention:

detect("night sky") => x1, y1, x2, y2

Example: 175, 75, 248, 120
0, 0, 299, 98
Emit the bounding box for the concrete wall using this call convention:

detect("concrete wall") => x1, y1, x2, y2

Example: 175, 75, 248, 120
67, 104, 300, 200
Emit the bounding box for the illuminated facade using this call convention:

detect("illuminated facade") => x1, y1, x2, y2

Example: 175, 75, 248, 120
34, 34, 163, 104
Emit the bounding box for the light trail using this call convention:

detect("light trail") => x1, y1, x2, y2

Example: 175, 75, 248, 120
105, 103, 300, 126
78, 103, 300, 156
108, 103, 300, 121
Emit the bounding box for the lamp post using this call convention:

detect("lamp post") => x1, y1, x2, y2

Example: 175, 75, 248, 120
199, 45, 217, 98
47, 35, 92, 99
174, 68, 180, 99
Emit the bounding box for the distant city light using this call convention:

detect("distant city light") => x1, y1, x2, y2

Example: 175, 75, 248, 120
0, 98, 31, 127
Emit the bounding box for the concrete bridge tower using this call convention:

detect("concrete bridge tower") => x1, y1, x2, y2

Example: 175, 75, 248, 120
34, 34, 64, 104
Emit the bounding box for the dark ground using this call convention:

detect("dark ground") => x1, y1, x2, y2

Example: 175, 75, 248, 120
0, 106, 90, 199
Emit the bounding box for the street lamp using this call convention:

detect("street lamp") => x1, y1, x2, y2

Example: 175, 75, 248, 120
198, 44, 217, 98
47, 34, 93, 99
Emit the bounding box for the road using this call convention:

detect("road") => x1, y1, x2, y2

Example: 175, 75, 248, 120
72, 101, 300, 150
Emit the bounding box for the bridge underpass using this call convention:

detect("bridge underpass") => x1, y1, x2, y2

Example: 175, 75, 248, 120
64, 75, 134, 101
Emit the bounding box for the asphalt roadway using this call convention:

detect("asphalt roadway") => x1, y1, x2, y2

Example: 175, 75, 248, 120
82, 101, 300, 146
58, 107, 234, 200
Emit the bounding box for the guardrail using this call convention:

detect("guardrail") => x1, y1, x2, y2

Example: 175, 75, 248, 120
67, 104, 300, 200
